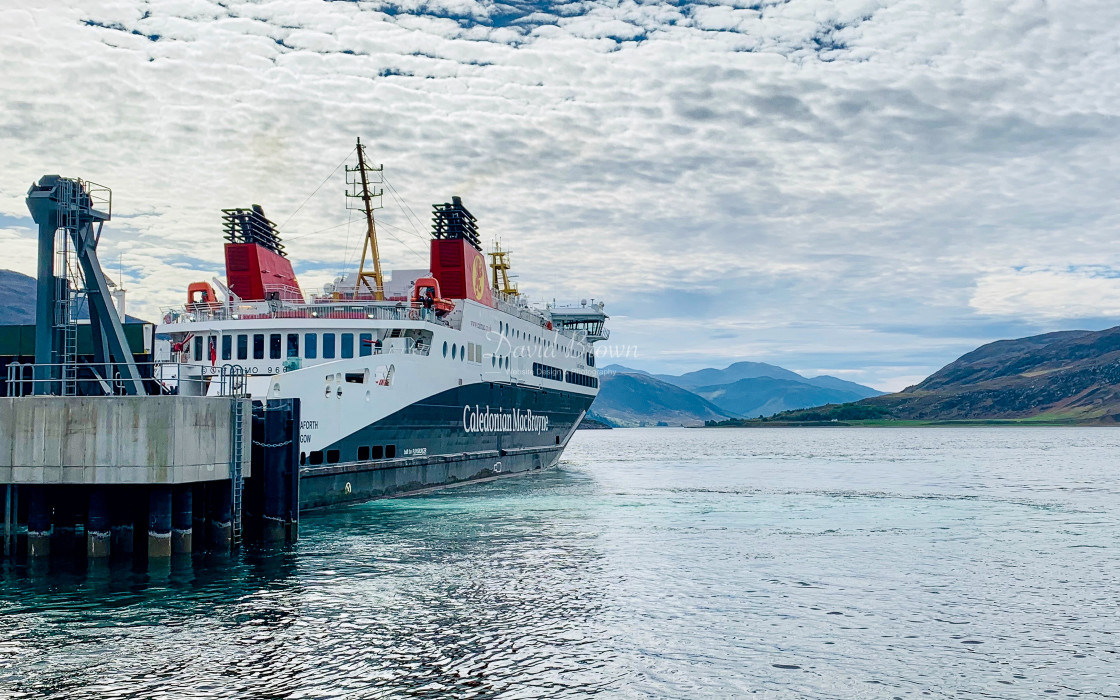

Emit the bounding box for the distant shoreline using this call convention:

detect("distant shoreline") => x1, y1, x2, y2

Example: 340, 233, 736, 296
704, 418, 1115, 427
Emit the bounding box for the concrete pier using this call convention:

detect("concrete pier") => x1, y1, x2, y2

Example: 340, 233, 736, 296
172, 486, 192, 555
27, 487, 51, 558
191, 484, 206, 551
52, 488, 80, 559
148, 486, 172, 559
0, 395, 308, 569
0, 396, 250, 486
0, 396, 250, 566
87, 488, 110, 558
208, 485, 232, 554
110, 489, 134, 557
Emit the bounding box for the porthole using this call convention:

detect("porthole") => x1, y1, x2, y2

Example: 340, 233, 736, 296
491, 356, 495, 367
452, 344, 457, 359
443, 341, 448, 357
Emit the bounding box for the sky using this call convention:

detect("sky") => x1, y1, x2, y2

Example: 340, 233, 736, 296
2, 0, 1119, 391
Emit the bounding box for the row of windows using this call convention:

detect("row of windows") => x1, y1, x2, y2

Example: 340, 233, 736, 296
442, 341, 510, 370
192, 332, 384, 363
497, 320, 569, 354
566, 371, 599, 388
533, 362, 564, 382
442, 341, 484, 363
302, 444, 397, 465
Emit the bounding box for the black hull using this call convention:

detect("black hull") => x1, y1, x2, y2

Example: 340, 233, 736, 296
298, 382, 592, 508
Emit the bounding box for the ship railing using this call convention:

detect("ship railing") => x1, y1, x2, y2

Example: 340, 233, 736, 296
491, 292, 579, 340
262, 283, 306, 303
4, 361, 246, 398
161, 301, 458, 329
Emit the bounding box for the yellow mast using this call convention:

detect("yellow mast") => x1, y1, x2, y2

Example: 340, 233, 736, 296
346, 137, 385, 300
488, 240, 518, 296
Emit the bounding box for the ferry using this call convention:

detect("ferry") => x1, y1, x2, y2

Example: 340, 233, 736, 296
156, 140, 608, 507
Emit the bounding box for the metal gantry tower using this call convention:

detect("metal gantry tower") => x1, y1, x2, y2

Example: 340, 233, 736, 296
346, 137, 385, 300
25, 175, 145, 396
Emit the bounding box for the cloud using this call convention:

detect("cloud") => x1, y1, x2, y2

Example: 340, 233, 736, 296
971, 266, 1120, 320
2, 0, 1119, 391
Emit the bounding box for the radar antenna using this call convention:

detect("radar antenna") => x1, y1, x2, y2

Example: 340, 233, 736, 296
345, 137, 385, 300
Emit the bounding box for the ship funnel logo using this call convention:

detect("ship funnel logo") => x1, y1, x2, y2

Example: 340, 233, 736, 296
463, 405, 550, 434
471, 256, 487, 300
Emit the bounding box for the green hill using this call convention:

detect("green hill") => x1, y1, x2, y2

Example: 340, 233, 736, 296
693, 376, 878, 418
717, 325, 1120, 425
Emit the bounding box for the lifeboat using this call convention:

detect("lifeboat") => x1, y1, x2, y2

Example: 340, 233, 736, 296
187, 281, 218, 310
411, 277, 456, 315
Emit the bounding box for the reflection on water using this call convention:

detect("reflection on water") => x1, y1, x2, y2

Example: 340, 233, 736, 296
2, 427, 1119, 698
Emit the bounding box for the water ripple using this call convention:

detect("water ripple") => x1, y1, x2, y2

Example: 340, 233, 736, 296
1, 427, 1119, 698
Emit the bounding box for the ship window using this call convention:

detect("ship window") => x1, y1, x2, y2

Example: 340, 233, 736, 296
193, 335, 203, 362
461, 348, 465, 362
300, 452, 306, 465
385, 445, 396, 459
358, 446, 370, 460
287, 333, 299, 358
345, 372, 365, 384
308, 450, 324, 465
452, 344, 457, 359
305, 333, 317, 359
326, 449, 340, 464
237, 334, 248, 360
341, 333, 354, 358
323, 333, 336, 359
359, 332, 372, 357
221, 335, 232, 361
270, 333, 282, 359
443, 341, 448, 357
372, 445, 383, 459
253, 334, 264, 360
491, 355, 495, 367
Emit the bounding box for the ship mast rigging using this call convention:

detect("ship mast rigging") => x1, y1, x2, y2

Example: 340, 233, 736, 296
345, 137, 385, 300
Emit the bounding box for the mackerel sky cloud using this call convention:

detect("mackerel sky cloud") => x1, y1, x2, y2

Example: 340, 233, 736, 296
1, 0, 1118, 390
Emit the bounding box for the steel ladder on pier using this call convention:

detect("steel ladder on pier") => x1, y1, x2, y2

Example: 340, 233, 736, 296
230, 397, 245, 546
55, 180, 81, 396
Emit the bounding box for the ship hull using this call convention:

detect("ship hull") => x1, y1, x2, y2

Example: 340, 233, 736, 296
298, 382, 593, 508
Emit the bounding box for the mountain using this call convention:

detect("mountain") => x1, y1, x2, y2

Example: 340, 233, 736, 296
693, 376, 879, 418
800, 374, 882, 398
865, 326, 1120, 422
598, 361, 881, 422
654, 361, 804, 389
0, 269, 36, 325
737, 326, 1120, 424
0, 269, 145, 324
589, 372, 733, 427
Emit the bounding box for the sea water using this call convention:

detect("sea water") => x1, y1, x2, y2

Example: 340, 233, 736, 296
0, 427, 1117, 698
